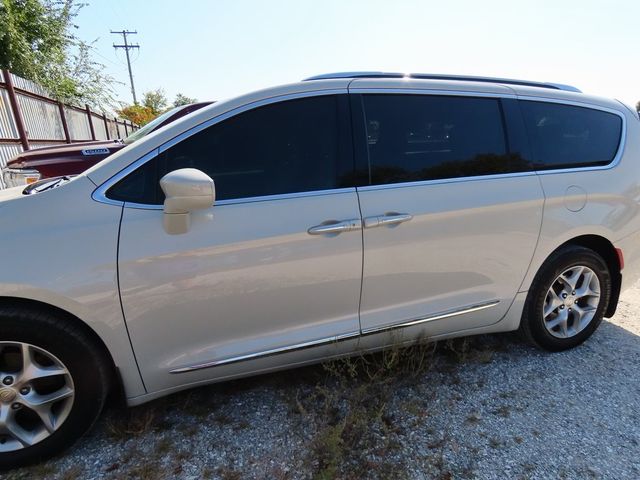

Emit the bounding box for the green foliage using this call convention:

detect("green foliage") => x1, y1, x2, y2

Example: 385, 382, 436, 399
142, 88, 167, 115
173, 92, 197, 107
0, 0, 117, 109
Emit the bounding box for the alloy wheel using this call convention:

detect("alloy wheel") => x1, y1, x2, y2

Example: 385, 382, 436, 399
0, 342, 74, 452
542, 265, 601, 339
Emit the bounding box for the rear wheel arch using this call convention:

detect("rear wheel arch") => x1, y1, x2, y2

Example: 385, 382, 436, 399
535, 235, 621, 318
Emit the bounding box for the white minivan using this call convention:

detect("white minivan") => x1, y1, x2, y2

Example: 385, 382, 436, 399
1, 72, 639, 467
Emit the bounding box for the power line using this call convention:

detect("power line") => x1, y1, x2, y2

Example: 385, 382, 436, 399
111, 30, 140, 104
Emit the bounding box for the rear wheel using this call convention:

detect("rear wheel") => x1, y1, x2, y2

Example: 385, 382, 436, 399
520, 245, 612, 351
0, 308, 111, 470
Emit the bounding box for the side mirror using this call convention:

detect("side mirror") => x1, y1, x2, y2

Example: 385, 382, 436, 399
160, 168, 215, 234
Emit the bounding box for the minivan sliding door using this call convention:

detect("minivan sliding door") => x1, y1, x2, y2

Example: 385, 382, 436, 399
351, 92, 544, 336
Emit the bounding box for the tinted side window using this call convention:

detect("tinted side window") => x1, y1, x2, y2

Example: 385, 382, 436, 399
109, 95, 350, 204
360, 95, 517, 185
520, 101, 622, 170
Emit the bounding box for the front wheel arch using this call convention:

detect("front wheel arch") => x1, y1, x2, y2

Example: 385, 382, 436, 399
0, 297, 118, 394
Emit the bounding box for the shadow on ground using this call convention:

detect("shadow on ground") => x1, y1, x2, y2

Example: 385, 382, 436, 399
3, 317, 640, 480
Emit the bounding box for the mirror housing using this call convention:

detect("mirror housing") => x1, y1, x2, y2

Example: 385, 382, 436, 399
160, 168, 215, 234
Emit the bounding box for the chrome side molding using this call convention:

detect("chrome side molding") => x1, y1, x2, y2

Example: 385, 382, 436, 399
360, 300, 499, 335
170, 331, 360, 374
169, 300, 499, 374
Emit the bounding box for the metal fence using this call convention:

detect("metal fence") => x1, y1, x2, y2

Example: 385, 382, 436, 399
0, 69, 137, 188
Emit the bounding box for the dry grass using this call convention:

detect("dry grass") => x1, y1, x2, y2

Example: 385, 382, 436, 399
298, 339, 440, 480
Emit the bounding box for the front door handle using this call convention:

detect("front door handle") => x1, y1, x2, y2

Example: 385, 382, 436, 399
363, 212, 413, 229
308, 218, 362, 236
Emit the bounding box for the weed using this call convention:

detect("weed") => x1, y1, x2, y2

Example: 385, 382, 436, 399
106, 406, 158, 440
155, 437, 173, 456
465, 412, 482, 425
494, 405, 511, 418
177, 423, 199, 437
310, 422, 345, 480
4, 463, 58, 480
202, 467, 214, 479
126, 460, 162, 479
59, 465, 83, 480
301, 339, 437, 479
216, 467, 243, 480
489, 437, 502, 449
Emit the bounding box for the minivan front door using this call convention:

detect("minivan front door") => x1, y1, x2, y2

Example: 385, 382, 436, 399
114, 94, 363, 393
353, 92, 544, 336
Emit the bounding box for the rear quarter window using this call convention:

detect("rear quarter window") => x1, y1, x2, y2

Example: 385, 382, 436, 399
520, 101, 622, 170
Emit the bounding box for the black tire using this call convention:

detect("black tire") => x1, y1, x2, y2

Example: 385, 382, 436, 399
519, 245, 612, 351
0, 307, 112, 470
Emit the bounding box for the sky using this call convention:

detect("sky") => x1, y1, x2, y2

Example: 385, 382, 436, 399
78, 0, 640, 109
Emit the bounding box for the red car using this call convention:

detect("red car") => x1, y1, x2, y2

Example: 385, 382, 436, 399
2, 102, 212, 188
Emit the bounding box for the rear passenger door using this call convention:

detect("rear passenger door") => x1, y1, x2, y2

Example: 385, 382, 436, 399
351, 91, 545, 335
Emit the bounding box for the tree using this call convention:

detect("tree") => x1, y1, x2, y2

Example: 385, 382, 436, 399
173, 93, 197, 107
636, 101, 639, 113
0, 0, 117, 110
117, 104, 155, 126
118, 88, 170, 125
142, 88, 167, 115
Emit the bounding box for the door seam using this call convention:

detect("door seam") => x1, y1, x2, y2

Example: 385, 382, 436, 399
116, 205, 148, 393
355, 188, 365, 334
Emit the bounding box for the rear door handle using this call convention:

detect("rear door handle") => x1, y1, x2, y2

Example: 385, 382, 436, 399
363, 212, 413, 229
307, 218, 362, 236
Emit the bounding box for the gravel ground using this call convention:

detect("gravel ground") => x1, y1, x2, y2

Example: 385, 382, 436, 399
3, 283, 640, 480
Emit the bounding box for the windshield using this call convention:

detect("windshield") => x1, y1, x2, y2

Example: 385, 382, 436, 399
123, 105, 186, 145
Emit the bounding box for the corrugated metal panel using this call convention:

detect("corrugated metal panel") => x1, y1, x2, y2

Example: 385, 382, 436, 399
91, 114, 108, 140
10, 72, 50, 98
0, 143, 23, 189
0, 71, 5, 83
0, 89, 18, 139
106, 119, 120, 139
0, 143, 21, 167
17, 94, 64, 141
64, 107, 92, 141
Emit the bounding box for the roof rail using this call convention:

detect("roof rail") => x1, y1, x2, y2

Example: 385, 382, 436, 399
303, 72, 582, 93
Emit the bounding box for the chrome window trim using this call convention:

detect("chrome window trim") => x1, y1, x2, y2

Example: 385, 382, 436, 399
91, 149, 160, 207
169, 300, 499, 373
121, 187, 360, 211
356, 171, 537, 193
91, 89, 348, 208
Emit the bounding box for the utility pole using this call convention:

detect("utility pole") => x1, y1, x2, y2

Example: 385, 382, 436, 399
111, 30, 140, 104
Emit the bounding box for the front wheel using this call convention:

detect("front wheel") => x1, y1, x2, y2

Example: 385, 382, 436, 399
520, 245, 612, 351
0, 309, 112, 470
